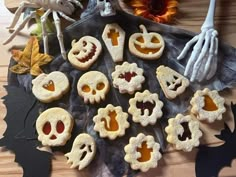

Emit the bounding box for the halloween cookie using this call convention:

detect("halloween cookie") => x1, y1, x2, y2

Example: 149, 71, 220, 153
32, 71, 70, 103
124, 133, 162, 172
93, 104, 129, 140
77, 71, 110, 104
156, 65, 189, 99
36, 107, 74, 146
128, 90, 163, 126
165, 114, 202, 152
190, 88, 226, 123
68, 36, 102, 70
102, 23, 125, 62
111, 62, 145, 94
65, 133, 96, 170
129, 24, 165, 60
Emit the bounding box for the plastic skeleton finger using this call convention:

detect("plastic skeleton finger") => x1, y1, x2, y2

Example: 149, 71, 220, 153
40, 9, 51, 55
59, 12, 76, 23
70, 0, 83, 9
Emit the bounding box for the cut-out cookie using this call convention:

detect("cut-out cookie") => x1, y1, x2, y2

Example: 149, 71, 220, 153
77, 71, 110, 104
156, 65, 189, 99
129, 24, 165, 60
111, 62, 145, 94
68, 36, 102, 70
65, 133, 96, 170
93, 104, 129, 140
32, 71, 69, 103
128, 90, 163, 126
102, 23, 125, 62
36, 107, 74, 146
165, 114, 202, 152
124, 133, 162, 172
190, 88, 226, 123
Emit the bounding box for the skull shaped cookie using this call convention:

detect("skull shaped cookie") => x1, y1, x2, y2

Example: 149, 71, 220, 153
36, 107, 74, 146
112, 62, 145, 94
190, 88, 226, 123
65, 133, 96, 170
93, 104, 129, 140
68, 36, 102, 70
124, 133, 162, 172
32, 71, 70, 103
128, 90, 163, 126
77, 71, 110, 104
165, 114, 202, 152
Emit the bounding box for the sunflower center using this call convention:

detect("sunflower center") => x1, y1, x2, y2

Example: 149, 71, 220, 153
148, 0, 167, 15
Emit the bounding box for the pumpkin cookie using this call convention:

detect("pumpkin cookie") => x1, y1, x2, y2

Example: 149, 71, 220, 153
68, 36, 102, 71
77, 71, 110, 104
111, 62, 145, 94
190, 88, 226, 123
32, 71, 69, 103
129, 24, 165, 60
124, 133, 162, 172
128, 90, 163, 126
36, 107, 74, 146
165, 114, 202, 152
65, 133, 96, 170
93, 104, 129, 140
156, 65, 189, 99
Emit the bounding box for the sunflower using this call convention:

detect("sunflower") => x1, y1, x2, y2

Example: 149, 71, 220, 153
127, 0, 178, 23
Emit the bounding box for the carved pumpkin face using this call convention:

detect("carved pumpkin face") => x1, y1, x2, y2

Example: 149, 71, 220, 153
68, 36, 102, 71
129, 24, 165, 60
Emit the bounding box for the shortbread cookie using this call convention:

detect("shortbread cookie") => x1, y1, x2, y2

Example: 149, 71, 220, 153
128, 90, 163, 126
36, 107, 74, 146
156, 65, 189, 99
165, 114, 202, 152
124, 133, 162, 172
77, 71, 110, 104
68, 36, 102, 70
111, 62, 145, 94
190, 88, 226, 123
32, 71, 69, 103
129, 24, 165, 60
93, 104, 129, 140
102, 23, 125, 62
65, 133, 96, 170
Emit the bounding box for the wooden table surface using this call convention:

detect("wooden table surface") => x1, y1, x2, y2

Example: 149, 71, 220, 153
1, 0, 236, 177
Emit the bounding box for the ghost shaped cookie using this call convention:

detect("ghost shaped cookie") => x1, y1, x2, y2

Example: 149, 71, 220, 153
68, 36, 102, 70
32, 71, 70, 103
36, 107, 74, 146
65, 133, 96, 170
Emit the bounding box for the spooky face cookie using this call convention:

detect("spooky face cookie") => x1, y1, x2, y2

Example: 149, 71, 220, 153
65, 133, 96, 170
68, 36, 102, 70
165, 114, 202, 152
156, 65, 189, 99
111, 62, 145, 94
77, 71, 110, 104
128, 90, 163, 126
93, 104, 129, 140
32, 71, 70, 103
36, 107, 74, 146
124, 133, 162, 172
129, 24, 165, 60
190, 88, 226, 123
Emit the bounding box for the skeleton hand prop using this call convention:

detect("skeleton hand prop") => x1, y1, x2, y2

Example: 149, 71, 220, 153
97, 0, 116, 17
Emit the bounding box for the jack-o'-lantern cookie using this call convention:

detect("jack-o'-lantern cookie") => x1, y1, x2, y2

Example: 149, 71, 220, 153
128, 90, 163, 126
190, 88, 226, 123
68, 36, 102, 70
165, 114, 202, 152
65, 133, 96, 170
111, 62, 145, 94
156, 65, 189, 99
77, 71, 110, 104
32, 71, 69, 103
93, 104, 129, 140
36, 107, 74, 146
124, 133, 162, 172
129, 24, 165, 60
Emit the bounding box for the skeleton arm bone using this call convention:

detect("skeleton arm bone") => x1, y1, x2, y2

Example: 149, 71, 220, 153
41, 9, 52, 55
